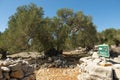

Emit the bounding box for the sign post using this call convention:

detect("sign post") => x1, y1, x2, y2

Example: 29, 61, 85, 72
98, 44, 109, 58
98, 44, 112, 66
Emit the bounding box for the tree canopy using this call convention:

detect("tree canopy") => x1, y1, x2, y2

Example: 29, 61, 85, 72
1, 3, 119, 56
97, 28, 120, 46
0, 3, 44, 53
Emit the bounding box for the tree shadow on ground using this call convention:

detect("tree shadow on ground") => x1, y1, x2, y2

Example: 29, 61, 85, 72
110, 50, 120, 58
29, 53, 90, 69
62, 53, 90, 67
7, 52, 90, 69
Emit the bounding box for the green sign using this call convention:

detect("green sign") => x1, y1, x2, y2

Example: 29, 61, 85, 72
98, 44, 109, 57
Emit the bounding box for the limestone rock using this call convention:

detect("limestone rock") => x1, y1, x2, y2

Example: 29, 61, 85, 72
22, 65, 34, 76
54, 59, 63, 67
79, 57, 92, 63
3, 72, 10, 80
0, 59, 35, 80
78, 56, 113, 80
1, 66, 10, 72
114, 68, 120, 79
48, 57, 53, 62
9, 63, 22, 71
79, 63, 87, 72
29, 74, 36, 80
78, 73, 112, 80
22, 74, 35, 80
77, 73, 91, 80
10, 70, 24, 79
88, 51, 94, 55
21, 60, 29, 65
1, 61, 11, 66
84, 61, 98, 73
113, 57, 120, 63
92, 52, 99, 58
113, 64, 120, 69
118, 55, 120, 58
0, 61, 3, 66
0, 68, 3, 79
93, 58, 102, 64
89, 66, 113, 79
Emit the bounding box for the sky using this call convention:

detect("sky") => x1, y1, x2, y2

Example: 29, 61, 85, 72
0, 0, 120, 32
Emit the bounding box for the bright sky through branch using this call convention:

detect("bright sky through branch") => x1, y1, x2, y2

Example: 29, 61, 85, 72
0, 0, 120, 32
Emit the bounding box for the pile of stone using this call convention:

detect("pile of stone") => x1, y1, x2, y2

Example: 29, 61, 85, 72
77, 52, 120, 80
40, 55, 68, 68
0, 58, 35, 80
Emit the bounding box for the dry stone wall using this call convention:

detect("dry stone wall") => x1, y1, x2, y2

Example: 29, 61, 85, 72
0, 58, 35, 80
78, 52, 120, 80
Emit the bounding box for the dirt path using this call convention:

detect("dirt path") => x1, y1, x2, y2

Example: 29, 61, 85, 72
36, 67, 79, 80
35, 51, 88, 80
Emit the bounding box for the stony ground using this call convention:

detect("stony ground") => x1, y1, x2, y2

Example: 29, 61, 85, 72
36, 67, 79, 80
3, 46, 120, 80
35, 46, 120, 80
35, 51, 85, 80
7, 50, 86, 80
